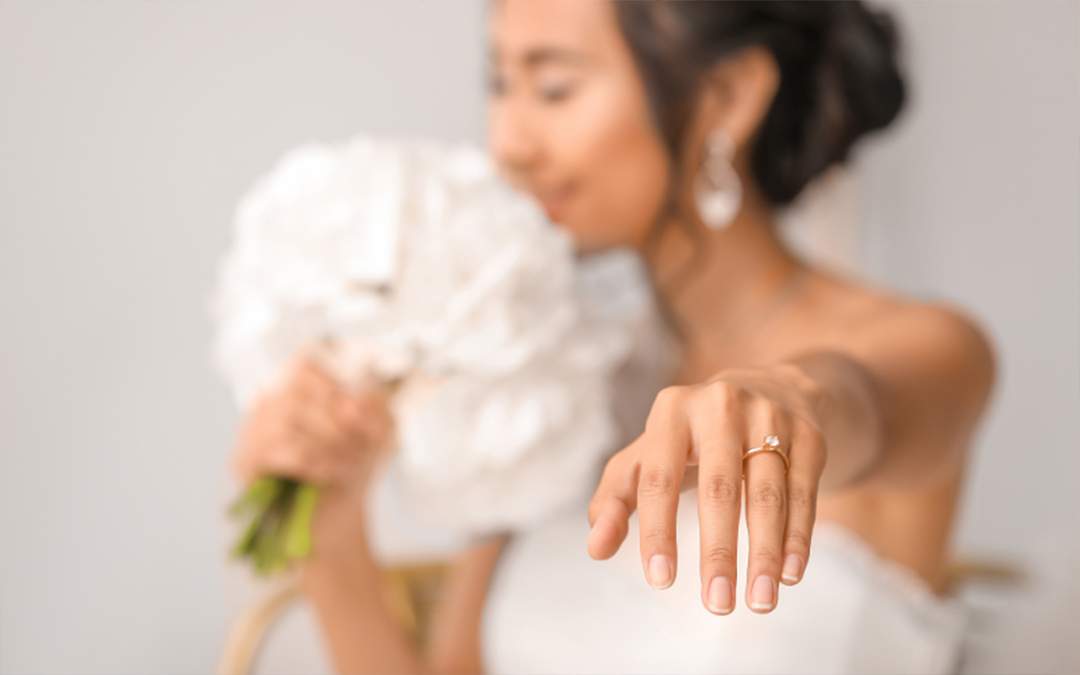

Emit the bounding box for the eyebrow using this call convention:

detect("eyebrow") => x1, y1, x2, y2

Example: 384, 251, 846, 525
489, 45, 590, 69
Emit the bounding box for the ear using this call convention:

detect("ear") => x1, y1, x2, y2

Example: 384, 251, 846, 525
695, 45, 780, 156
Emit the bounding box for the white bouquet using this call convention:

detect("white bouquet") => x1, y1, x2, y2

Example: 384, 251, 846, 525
212, 134, 658, 572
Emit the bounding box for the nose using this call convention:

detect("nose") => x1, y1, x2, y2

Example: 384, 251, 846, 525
487, 100, 541, 185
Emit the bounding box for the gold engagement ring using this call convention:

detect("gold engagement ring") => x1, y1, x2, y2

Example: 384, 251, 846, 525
741, 434, 790, 477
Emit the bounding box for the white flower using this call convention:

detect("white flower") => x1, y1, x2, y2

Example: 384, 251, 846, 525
211, 134, 663, 551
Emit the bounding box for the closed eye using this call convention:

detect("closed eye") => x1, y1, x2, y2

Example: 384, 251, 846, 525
537, 80, 578, 103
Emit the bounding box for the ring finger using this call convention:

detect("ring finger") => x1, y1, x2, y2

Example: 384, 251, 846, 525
742, 401, 791, 613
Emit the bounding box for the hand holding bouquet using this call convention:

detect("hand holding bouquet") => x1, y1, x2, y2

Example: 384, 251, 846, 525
226, 355, 395, 574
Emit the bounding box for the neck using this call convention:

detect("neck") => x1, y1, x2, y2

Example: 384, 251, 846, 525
639, 187, 808, 366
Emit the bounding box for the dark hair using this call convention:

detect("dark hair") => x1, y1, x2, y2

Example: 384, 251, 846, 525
611, 1, 906, 341
614, 0, 907, 207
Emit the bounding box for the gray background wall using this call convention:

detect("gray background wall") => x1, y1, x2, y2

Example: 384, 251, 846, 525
1, 1, 1076, 673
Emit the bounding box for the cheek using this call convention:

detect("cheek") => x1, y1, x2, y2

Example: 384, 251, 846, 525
557, 95, 670, 252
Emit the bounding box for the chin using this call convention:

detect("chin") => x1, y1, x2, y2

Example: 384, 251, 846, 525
556, 222, 602, 254
572, 227, 640, 257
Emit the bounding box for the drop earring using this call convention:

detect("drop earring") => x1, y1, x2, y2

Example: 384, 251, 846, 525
693, 127, 742, 230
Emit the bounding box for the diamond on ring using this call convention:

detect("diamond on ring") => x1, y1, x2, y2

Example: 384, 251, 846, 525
741, 434, 790, 477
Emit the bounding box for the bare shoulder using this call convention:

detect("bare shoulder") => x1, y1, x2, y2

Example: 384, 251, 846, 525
802, 269, 1000, 480
841, 279, 997, 407
806, 268, 998, 392
795, 268, 999, 443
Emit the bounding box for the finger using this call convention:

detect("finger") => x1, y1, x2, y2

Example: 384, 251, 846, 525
302, 363, 391, 444
348, 391, 394, 445
743, 402, 791, 613
252, 437, 323, 482
637, 386, 691, 590
586, 435, 642, 560
335, 396, 374, 441
292, 356, 363, 421
292, 361, 378, 454
249, 398, 339, 484
689, 386, 743, 615
236, 383, 347, 485
291, 357, 343, 408
292, 352, 333, 384
232, 392, 289, 484
294, 399, 375, 481
780, 418, 825, 586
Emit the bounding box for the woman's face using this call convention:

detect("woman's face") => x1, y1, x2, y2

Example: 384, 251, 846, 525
486, 0, 671, 253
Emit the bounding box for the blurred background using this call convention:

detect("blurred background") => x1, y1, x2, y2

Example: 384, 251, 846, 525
1, 1, 1076, 673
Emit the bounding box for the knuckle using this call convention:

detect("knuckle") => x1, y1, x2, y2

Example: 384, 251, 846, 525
641, 524, 671, 547
601, 448, 635, 483
652, 385, 688, 412
746, 392, 778, 418
751, 545, 782, 567
702, 473, 739, 506
748, 481, 786, 511
639, 466, 677, 498
785, 529, 812, 553
657, 384, 686, 402
687, 381, 740, 418
701, 542, 737, 567
705, 379, 741, 408
788, 483, 816, 512
599, 454, 621, 481
795, 416, 825, 444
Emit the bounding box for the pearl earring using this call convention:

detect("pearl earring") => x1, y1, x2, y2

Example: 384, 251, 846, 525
693, 128, 742, 230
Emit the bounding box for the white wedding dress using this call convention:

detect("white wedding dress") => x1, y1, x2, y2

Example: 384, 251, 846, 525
480, 489, 969, 675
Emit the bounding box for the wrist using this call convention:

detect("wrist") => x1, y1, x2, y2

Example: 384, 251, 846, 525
774, 354, 837, 426
298, 542, 378, 598
300, 505, 378, 591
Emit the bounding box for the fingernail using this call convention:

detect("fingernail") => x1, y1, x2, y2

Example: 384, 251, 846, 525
647, 554, 673, 589
586, 517, 609, 553
706, 576, 733, 614
750, 574, 775, 612
782, 554, 802, 583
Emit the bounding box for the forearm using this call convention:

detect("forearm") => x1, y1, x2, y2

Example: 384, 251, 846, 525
299, 526, 429, 675
780, 350, 886, 492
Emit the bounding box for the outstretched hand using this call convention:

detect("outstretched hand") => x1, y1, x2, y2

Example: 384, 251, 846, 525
586, 362, 829, 615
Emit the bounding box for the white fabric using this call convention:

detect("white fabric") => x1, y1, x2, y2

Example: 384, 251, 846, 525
481, 487, 970, 675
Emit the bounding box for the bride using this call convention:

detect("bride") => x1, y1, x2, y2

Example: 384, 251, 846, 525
228, 1, 997, 673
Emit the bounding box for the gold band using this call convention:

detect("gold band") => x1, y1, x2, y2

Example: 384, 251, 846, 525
741, 434, 790, 476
